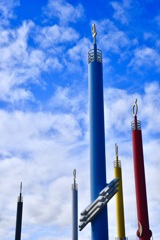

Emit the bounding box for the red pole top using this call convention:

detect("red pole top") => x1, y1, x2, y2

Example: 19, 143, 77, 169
132, 99, 141, 131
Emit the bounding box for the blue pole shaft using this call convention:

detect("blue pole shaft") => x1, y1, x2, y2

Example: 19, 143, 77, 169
15, 197, 23, 240
72, 187, 78, 240
89, 44, 108, 240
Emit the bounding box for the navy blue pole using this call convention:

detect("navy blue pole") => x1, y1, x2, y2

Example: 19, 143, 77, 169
72, 170, 78, 240
88, 41, 108, 240
15, 183, 23, 240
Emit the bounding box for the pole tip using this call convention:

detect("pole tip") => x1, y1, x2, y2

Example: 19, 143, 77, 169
72, 169, 78, 190
115, 143, 118, 156
92, 23, 97, 44
20, 182, 22, 195
73, 169, 76, 180
132, 99, 138, 116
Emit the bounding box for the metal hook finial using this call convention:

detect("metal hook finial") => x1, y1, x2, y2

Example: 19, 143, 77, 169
115, 143, 118, 157
20, 182, 22, 195
132, 98, 138, 116
73, 169, 76, 180
92, 24, 97, 44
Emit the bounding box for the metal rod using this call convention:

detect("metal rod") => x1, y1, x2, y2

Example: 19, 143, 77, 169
15, 182, 23, 240
89, 24, 108, 240
131, 100, 152, 240
114, 144, 126, 239
72, 170, 78, 240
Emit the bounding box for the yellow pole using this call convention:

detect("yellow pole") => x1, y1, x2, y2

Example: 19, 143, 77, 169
114, 144, 126, 239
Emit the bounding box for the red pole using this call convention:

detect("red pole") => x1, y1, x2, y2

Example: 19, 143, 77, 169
131, 100, 152, 240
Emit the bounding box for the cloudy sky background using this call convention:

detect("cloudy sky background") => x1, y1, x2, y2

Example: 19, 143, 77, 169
0, 0, 160, 239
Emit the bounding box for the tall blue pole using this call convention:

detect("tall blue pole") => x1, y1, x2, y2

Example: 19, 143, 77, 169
72, 169, 78, 240
89, 24, 108, 240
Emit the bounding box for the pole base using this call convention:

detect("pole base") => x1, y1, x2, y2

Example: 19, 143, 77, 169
115, 238, 128, 240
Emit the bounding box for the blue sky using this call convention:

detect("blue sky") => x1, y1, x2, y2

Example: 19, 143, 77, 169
0, 0, 160, 239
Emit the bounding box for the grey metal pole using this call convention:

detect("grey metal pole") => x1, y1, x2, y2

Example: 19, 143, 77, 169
72, 169, 78, 240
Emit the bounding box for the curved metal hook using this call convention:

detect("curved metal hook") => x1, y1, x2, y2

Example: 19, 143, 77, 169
115, 143, 118, 157
73, 169, 76, 180
92, 24, 97, 44
132, 98, 138, 116
20, 182, 22, 194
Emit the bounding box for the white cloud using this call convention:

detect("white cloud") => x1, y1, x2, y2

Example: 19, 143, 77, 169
50, 86, 86, 112
143, 32, 155, 41
0, 14, 88, 103
44, 0, 84, 25
0, 0, 19, 25
67, 38, 91, 63
111, 0, 131, 25
128, 47, 160, 71
94, 20, 130, 54
0, 20, 63, 102
36, 25, 79, 48
104, 87, 137, 137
